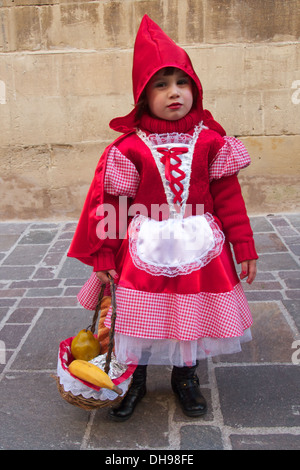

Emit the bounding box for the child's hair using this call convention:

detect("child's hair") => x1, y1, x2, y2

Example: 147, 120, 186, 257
135, 90, 148, 121
134, 67, 198, 121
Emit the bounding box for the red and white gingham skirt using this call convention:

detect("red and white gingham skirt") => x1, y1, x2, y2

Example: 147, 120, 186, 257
104, 282, 252, 340
77, 272, 252, 365
78, 272, 251, 339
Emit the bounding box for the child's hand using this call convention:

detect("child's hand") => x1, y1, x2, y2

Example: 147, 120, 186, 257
239, 259, 257, 284
96, 269, 118, 284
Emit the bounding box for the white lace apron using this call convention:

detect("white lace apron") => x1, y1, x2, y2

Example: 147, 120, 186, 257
131, 124, 225, 276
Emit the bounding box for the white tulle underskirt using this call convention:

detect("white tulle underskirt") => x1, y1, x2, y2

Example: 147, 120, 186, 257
114, 328, 252, 367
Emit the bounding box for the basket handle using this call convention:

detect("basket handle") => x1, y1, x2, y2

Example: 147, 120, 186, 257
104, 275, 117, 374
89, 284, 106, 335
89, 275, 117, 375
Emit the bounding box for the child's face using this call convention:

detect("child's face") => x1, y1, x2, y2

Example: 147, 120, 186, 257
145, 68, 194, 121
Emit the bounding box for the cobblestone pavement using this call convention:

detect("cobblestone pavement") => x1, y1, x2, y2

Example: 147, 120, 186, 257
0, 214, 299, 451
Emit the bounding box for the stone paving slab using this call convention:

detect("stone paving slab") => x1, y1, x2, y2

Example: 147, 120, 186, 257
216, 365, 300, 428
0, 372, 88, 450
229, 433, 300, 450
0, 214, 299, 451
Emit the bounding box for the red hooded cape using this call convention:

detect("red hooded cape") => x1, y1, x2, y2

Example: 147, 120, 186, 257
68, 15, 226, 267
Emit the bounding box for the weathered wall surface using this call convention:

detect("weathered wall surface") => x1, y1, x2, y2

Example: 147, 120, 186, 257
0, 0, 299, 220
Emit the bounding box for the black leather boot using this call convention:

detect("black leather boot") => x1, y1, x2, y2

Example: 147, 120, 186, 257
109, 365, 147, 421
171, 364, 207, 417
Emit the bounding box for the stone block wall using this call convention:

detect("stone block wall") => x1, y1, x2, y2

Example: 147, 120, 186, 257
0, 0, 299, 219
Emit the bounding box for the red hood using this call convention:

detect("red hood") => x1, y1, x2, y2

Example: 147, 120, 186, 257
131, 14, 203, 107
109, 15, 225, 136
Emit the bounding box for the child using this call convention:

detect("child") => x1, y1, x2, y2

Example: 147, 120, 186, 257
68, 15, 258, 420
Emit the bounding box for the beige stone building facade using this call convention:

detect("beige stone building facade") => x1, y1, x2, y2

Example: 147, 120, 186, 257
0, 0, 299, 220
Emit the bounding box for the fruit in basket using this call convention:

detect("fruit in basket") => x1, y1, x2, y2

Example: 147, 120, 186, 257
71, 329, 101, 361
69, 359, 122, 395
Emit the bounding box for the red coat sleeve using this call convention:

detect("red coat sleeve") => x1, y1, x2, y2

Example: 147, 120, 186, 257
210, 174, 258, 264
67, 132, 134, 271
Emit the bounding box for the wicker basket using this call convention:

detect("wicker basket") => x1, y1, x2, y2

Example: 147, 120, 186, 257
55, 278, 135, 410
55, 376, 125, 411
